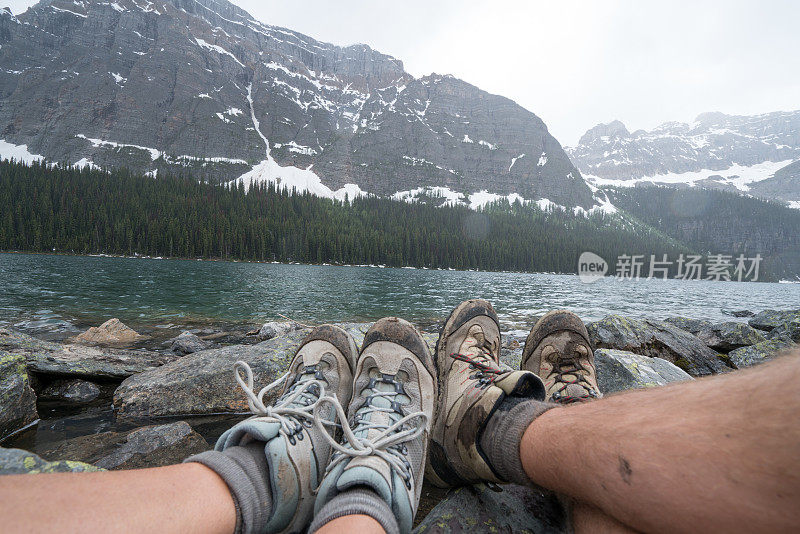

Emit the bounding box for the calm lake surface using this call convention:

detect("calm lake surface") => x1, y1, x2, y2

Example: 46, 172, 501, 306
2, 253, 798, 334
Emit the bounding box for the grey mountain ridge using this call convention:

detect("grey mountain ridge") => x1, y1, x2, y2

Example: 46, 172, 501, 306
0, 0, 594, 207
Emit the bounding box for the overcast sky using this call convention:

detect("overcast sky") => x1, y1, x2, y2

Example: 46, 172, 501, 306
7, 0, 800, 145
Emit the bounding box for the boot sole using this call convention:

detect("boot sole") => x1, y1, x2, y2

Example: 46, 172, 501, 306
299, 324, 359, 375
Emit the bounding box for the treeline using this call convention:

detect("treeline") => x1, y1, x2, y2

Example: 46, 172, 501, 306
0, 160, 688, 273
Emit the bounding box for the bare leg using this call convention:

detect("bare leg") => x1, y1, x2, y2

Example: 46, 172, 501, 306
520, 353, 800, 534
315, 514, 385, 534
0, 462, 236, 534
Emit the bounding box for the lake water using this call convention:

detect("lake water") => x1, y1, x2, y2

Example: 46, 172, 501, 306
1, 253, 798, 335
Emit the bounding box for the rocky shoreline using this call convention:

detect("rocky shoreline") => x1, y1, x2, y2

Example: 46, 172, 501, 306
2, 309, 799, 530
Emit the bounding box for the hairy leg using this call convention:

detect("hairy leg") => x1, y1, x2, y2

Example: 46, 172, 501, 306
0, 462, 236, 534
521, 352, 800, 534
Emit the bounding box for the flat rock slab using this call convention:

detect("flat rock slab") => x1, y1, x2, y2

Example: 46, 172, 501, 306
113, 330, 309, 420
1, 328, 177, 380
41, 421, 209, 470
728, 338, 798, 368
595, 349, 692, 394
414, 483, 566, 534
0, 351, 39, 441
0, 447, 103, 475
40, 379, 101, 404
748, 309, 800, 331
664, 317, 765, 352
586, 315, 731, 376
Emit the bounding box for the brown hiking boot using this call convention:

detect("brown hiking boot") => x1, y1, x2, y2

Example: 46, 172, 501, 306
426, 299, 545, 487
521, 310, 601, 403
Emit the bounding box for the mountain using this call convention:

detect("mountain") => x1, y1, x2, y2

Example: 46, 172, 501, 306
0, 0, 595, 208
567, 111, 800, 205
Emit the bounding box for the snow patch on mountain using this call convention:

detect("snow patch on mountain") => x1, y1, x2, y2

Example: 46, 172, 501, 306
0, 139, 44, 164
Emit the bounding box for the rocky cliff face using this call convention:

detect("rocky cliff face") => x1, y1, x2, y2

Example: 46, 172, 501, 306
0, 0, 594, 207
567, 111, 800, 204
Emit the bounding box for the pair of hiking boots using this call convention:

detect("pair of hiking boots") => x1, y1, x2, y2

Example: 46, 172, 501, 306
212, 300, 601, 533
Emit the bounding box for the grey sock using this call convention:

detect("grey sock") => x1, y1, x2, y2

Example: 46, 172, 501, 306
479, 396, 557, 486
185, 442, 272, 534
309, 487, 400, 534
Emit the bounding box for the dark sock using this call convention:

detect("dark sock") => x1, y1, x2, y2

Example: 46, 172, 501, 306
479, 396, 557, 485
185, 442, 272, 534
309, 487, 400, 534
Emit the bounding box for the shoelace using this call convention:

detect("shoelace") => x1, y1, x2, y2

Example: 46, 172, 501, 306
451, 336, 505, 392
549, 359, 599, 404
234, 360, 334, 442
313, 389, 428, 489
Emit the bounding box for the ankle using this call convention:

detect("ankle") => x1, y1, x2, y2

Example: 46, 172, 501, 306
310, 487, 400, 534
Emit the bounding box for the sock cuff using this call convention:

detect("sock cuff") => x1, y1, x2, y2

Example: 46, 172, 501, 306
185, 443, 271, 534
482, 398, 557, 485
310, 488, 400, 534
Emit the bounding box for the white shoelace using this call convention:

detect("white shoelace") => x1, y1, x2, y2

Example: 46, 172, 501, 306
313, 393, 428, 485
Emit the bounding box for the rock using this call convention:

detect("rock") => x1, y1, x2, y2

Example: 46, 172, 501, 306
594, 349, 693, 394
768, 319, 800, 343
74, 318, 146, 345
40, 379, 101, 404
748, 309, 800, 331
0, 328, 178, 380
664, 317, 766, 352
728, 338, 797, 368
255, 321, 303, 341
0, 351, 39, 440
414, 483, 566, 533
41, 421, 209, 470
113, 330, 308, 420
0, 447, 103, 475
721, 309, 755, 318
168, 331, 212, 356
586, 315, 730, 376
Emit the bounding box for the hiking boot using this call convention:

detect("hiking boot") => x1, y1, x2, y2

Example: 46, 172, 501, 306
314, 317, 437, 534
521, 310, 602, 403
215, 325, 358, 533
426, 299, 545, 487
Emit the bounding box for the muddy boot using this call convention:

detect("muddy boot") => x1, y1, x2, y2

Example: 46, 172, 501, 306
188, 324, 358, 534
426, 299, 545, 487
521, 310, 601, 403
313, 317, 437, 534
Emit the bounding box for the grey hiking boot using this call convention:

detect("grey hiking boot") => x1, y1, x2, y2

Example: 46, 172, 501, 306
215, 325, 358, 533
426, 299, 545, 487
521, 310, 602, 403
314, 317, 437, 534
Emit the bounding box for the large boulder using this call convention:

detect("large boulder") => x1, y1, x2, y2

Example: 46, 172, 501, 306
0, 448, 103, 475
74, 318, 146, 345
39, 379, 101, 404
748, 310, 800, 331
113, 331, 308, 420
594, 349, 692, 394
0, 328, 177, 380
767, 319, 800, 343
0, 352, 39, 440
167, 331, 212, 356
721, 309, 754, 318
41, 421, 209, 470
586, 315, 731, 376
414, 483, 566, 533
664, 317, 765, 352
728, 338, 797, 368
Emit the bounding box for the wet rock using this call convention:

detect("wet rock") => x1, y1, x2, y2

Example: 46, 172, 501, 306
768, 319, 800, 343
748, 309, 800, 331
586, 315, 730, 376
0, 351, 39, 440
0, 328, 178, 380
721, 309, 754, 318
41, 421, 208, 470
595, 349, 692, 394
728, 338, 797, 368
664, 317, 765, 352
74, 318, 146, 345
113, 330, 308, 419
414, 483, 566, 534
0, 447, 103, 475
255, 321, 304, 341
40, 379, 101, 404
168, 331, 212, 356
